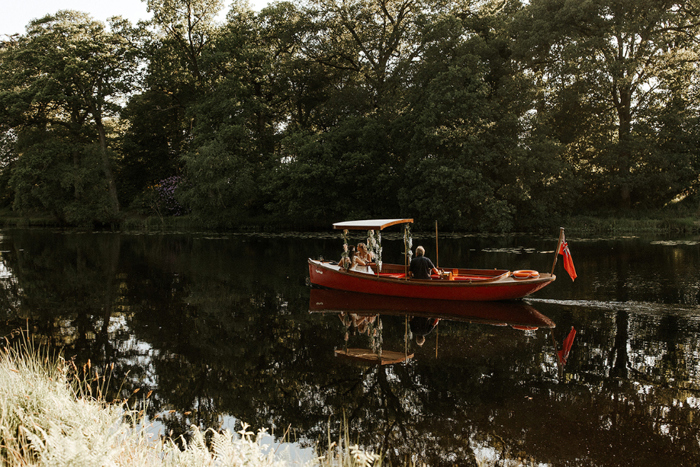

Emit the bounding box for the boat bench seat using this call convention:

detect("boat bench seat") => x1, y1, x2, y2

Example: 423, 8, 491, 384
454, 275, 491, 282
425, 274, 492, 281
379, 273, 406, 279
375, 271, 494, 281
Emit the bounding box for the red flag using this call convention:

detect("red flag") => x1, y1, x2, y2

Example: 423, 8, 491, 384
557, 327, 576, 365
559, 240, 577, 282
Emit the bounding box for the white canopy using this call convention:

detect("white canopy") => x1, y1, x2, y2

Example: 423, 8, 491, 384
332, 219, 413, 231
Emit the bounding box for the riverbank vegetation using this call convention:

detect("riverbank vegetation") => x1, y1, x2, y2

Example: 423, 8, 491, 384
0, 336, 383, 466
2, 1, 700, 232
0, 210, 697, 237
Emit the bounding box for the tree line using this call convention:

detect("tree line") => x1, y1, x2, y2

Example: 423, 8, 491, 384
1, 0, 700, 232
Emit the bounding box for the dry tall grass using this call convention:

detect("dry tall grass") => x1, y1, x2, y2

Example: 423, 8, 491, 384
0, 335, 381, 467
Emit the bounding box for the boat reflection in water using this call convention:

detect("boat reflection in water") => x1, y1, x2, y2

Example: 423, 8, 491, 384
309, 288, 556, 365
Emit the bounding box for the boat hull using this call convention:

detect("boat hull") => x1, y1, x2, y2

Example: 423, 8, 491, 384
309, 289, 555, 329
308, 259, 555, 301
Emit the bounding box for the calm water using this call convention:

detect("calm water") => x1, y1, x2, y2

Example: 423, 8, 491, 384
1, 228, 699, 466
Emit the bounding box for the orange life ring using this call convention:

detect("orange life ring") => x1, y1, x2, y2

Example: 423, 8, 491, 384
513, 270, 540, 279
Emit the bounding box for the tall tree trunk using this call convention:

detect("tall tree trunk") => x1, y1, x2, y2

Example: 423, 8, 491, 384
93, 107, 121, 216
615, 85, 633, 209
98, 234, 121, 363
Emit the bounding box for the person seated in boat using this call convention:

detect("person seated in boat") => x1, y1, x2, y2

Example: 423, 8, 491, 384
353, 313, 376, 335
351, 243, 374, 274
339, 245, 355, 270
410, 316, 440, 346
338, 312, 377, 336
409, 246, 440, 279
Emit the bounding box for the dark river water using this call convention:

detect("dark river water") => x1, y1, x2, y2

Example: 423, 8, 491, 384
0, 228, 699, 466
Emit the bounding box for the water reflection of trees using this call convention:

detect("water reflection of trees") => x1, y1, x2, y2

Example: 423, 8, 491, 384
0, 232, 698, 465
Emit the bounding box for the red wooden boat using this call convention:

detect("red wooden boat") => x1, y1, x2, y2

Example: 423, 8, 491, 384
309, 288, 556, 330
310, 289, 555, 366
308, 218, 561, 301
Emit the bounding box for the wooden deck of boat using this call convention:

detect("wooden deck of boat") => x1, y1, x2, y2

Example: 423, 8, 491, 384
376, 272, 495, 282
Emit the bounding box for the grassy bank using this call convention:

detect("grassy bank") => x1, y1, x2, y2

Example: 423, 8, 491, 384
0, 337, 382, 467
0, 208, 698, 235
564, 215, 700, 235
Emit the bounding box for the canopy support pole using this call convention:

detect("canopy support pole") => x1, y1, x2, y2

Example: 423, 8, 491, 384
404, 225, 409, 279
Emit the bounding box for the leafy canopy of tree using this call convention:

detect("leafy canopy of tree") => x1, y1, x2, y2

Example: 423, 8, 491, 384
0, 11, 142, 225
1, 0, 700, 231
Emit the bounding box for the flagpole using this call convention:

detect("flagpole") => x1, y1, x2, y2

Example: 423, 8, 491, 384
551, 227, 565, 275
551, 330, 563, 377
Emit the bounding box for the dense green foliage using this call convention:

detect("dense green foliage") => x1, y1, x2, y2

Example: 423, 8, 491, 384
2, 0, 700, 231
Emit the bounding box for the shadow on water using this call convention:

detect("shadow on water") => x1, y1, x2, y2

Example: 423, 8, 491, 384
0, 229, 699, 465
